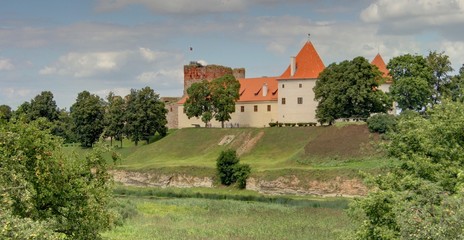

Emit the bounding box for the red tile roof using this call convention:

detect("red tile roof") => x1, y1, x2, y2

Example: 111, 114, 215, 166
177, 76, 279, 104
371, 53, 391, 83
280, 41, 325, 79
237, 77, 278, 102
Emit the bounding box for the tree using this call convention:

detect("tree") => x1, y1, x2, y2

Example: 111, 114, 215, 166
350, 101, 464, 239
104, 92, 126, 147
389, 76, 431, 111
0, 104, 11, 123
388, 54, 433, 111
184, 80, 213, 127
29, 91, 59, 122
70, 91, 105, 147
124, 87, 167, 146
216, 149, 251, 189
448, 64, 464, 102
426, 51, 453, 105
210, 74, 241, 128
0, 119, 115, 239
314, 56, 391, 125
51, 109, 76, 144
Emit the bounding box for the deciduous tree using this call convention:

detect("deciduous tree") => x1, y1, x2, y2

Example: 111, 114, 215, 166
426, 51, 453, 105
0, 119, 115, 239
104, 92, 126, 147
314, 56, 391, 125
70, 91, 105, 147
29, 91, 59, 122
350, 101, 464, 239
210, 74, 241, 128
184, 80, 213, 127
0, 104, 11, 123
124, 87, 167, 146
387, 54, 433, 111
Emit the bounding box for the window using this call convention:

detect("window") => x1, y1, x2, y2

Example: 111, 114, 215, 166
297, 97, 303, 104
241, 106, 245, 112
267, 105, 271, 112
299, 83, 302, 88
282, 98, 286, 104
282, 84, 285, 88
254, 105, 258, 112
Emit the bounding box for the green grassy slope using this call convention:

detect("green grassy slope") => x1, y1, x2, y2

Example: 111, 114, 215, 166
114, 124, 392, 177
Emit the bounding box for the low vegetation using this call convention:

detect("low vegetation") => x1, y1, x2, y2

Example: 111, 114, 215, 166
102, 197, 354, 240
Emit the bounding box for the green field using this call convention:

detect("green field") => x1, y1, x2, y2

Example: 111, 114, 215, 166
64, 124, 389, 239
102, 197, 354, 240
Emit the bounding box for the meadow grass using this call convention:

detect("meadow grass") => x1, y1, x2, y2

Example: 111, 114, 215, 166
102, 197, 355, 240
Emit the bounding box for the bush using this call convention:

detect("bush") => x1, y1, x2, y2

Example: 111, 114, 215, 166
269, 122, 277, 127
216, 150, 239, 186
234, 164, 251, 189
367, 113, 397, 133
216, 150, 251, 189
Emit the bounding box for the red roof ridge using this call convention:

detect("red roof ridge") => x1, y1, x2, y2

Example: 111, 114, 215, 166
280, 41, 325, 79
371, 53, 391, 82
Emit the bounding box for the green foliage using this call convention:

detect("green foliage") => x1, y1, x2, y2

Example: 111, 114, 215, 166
105, 92, 126, 147
387, 54, 434, 111
314, 56, 391, 125
350, 101, 464, 239
124, 87, 167, 146
426, 51, 453, 105
216, 150, 239, 186
184, 74, 240, 128
70, 91, 105, 147
0, 120, 115, 239
29, 91, 60, 122
216, 149, 251, 189
0, 104, 11, 123
234, 164, 251, 189
184, 80, 213, 127
366, 113, 396, 133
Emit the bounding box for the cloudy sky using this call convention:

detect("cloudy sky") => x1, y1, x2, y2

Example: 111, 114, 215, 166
2, 0, 464, 109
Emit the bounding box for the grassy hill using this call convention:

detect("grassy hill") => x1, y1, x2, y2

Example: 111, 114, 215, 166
111, 123, 393, 181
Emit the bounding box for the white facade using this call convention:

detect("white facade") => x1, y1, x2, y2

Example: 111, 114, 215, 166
277, 79, 318, 123
178, 101, 278, 128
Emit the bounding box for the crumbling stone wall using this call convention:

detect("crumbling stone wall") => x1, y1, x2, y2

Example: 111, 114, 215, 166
183, 62, 245, 95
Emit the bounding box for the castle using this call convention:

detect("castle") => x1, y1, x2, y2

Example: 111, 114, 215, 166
165, 40, 390, 129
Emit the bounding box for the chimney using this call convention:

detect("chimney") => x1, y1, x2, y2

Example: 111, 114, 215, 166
290, 56, 296, 77
262, 83, 268, 97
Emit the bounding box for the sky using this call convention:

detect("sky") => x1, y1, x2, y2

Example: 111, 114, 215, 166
2, 0, 464, 109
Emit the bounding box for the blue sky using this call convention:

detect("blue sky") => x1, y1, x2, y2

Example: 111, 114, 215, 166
2, 0, 464, 109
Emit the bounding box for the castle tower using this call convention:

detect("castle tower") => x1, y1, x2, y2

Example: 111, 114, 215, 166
183, 62, 245, 95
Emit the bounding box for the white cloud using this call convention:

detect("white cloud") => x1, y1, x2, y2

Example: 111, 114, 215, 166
92, 87, 132, 99
0, 58, 14, 70
39, 51, 129, 77
361, 0, 464, 33
139, 47, 157, 61
95, 0, 247, 14
136, 69, 183, 86
441, 41, 464, 72
1, 87, 32, 99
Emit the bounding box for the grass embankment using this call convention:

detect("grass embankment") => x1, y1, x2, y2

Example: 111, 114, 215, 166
102, 197, 354, 240
107, 124, 393, 180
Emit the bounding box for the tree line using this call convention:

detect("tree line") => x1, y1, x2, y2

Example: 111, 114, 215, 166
313, 51, 463, 124
0, 86, 167, 147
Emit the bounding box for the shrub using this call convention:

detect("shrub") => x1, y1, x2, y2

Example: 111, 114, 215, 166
216, 150, 251, 189
367, 113, 397, 133
234, 164, 251, 189
269, 122, 277, 127
216, 150, 239, 186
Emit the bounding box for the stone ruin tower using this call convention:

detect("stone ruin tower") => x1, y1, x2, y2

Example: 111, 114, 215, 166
183, 61, 245, 95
